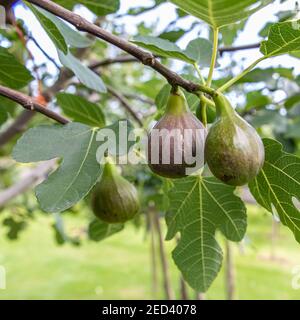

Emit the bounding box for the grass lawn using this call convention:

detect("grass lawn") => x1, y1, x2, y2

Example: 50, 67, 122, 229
0, 205, 300, 300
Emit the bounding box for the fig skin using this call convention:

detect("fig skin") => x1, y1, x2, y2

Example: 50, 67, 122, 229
91, 162, 140, 223
205, 93, 264, 186
148, 89, 206, 179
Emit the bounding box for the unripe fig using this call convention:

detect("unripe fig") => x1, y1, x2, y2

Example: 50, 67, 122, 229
91, 162, 140, 223
148, 89, 206, 178
204, 93, 264, 186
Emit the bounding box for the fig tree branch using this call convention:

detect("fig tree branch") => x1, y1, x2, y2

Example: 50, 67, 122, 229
90, 43, 261, 69
0, 159, 56, 208
26, 0, 215, 97
28, 34, 60, 69
0, 110, 35, 147
218, 43, 260, 55
106, 86, 143, 127
0, 85, 69, 124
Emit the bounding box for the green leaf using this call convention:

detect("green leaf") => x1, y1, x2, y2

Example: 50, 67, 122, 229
155, 84, 171, 110
166, 176, 247, 292
27, 3, 68, 54
159, 29, 185, 42
185, 38, 213, 67
244, 90, 271, 110
285, 119, 300, 138
169, 0, 271, 28
249, 139, 300, 243
13, 123, 102, 212
284, 94, 300, 109
250, 110, 286, 129
58, 50, 106, 93
132, 35, 194, 64
3, 217, 27, 240
54, 0, 120, 15
88, 219, 124, 242
260, 20, 300, 57
34, 7, 93, 48
0, 47, 33, 89
220, 20, 246, 46
56, 93, 105, 127
291, 51, 300, 59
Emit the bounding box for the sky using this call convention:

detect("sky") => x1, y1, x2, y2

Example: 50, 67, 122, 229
12, 0, 300, 84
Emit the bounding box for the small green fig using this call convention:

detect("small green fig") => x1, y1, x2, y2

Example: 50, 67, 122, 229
91, 162, 140, 223
204, 93, 264, 186
148, 88, 206, 178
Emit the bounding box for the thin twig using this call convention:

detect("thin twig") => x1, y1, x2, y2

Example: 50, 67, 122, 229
151, 207, 174, 300
124, 93, 154, 105
224, 240, 235, 300
0, 160, 56, 208
89, 56, 140, 69
90, 43, 261, 69
27, 0, 215, 97
0, 110, 35, 147
0, 85, 69, 124
219, 43, 260, 55
28, 34, 60, 69
107, 85, 143, 126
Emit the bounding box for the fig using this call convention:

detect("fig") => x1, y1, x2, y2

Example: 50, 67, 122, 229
91, 162, 140, 223
204, 93, 264, 186
148, 88, 206, 178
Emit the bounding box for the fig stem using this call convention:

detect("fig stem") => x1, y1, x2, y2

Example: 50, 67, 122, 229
165, 88, 189, 115
207, 28, 219, 87
196, 27, 219, 126
213, 92, 235, 118
218, 56, 267, 92
199, 94, 215, 107
201, 102, 207, 127
102, 159, 117, 177
193, 63, 206, 85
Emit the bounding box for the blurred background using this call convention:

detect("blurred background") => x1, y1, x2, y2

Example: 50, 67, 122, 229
0, 0, 300, 300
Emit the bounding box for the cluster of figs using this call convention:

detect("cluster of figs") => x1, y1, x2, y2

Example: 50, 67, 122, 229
92, 88, 265, 224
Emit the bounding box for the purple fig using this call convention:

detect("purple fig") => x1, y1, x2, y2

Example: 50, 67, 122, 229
148, 88, 206, 178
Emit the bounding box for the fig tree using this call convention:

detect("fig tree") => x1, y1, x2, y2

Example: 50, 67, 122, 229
204, 93, 264, 186
91, 162, 140, 223
148, 88, 206, 178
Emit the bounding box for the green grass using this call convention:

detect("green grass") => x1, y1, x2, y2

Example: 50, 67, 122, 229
0, 205, 300, 300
